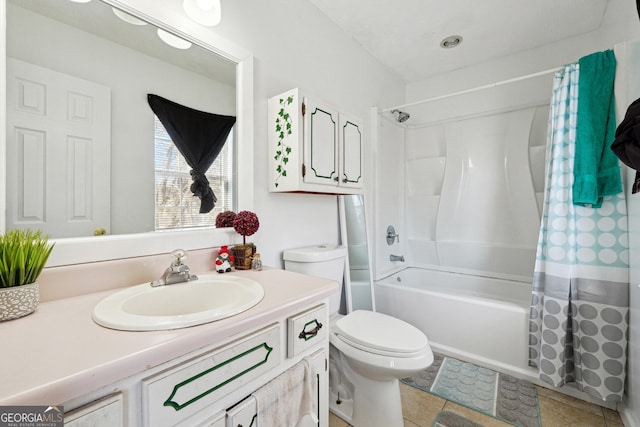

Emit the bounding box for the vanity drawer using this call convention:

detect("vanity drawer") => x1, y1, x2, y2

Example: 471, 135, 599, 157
142, 324, 281, 427
288, 304, 327, 357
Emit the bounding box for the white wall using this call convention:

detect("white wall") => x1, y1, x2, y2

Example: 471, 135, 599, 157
205, 0, 406, 268
7, 3, 236, 235
104, 0, 406, 266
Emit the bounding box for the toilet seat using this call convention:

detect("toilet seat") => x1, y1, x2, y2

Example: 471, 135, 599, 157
334, 310, 429, 358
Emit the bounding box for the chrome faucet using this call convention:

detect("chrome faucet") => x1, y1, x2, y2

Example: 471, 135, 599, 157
151, 249, 198, 287
389, 254, 405, 262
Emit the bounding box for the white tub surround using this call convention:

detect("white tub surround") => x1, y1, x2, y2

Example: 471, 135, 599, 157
0, 268, 337, 426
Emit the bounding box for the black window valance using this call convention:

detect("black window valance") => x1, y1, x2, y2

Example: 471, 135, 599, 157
148, 94, 236, 213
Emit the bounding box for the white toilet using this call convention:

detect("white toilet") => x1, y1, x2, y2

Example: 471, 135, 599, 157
283, 244, 433, 427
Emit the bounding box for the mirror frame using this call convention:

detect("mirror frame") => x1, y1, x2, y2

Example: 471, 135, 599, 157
0, 0, 254, 266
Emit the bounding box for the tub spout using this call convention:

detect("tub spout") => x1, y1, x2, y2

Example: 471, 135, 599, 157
390, 254, 405, 262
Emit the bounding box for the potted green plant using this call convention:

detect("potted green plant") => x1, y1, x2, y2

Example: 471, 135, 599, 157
231, 211, 259, 270
0, 229, 55, 321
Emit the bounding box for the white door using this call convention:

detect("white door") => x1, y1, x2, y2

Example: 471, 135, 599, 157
303, 97, 339, 186
6, 58, 111, 237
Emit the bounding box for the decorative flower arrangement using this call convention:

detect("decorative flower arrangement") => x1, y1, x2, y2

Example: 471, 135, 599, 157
233, 211, 260, 246
215, 210, 237, 228
230, 211, 260, 270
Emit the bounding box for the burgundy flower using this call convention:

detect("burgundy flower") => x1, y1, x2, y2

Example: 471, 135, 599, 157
215, 210, 236, 228
233, 211, 260, 245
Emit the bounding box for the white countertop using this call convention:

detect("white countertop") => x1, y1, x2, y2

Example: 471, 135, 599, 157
0, 268, 338, 405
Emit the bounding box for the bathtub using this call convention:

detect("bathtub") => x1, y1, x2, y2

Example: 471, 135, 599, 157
374, 267, 537, 381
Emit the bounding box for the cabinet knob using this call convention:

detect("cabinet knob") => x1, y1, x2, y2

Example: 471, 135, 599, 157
333, 177, 339, 182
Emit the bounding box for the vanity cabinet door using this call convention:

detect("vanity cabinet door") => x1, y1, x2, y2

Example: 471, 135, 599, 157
64, 393, 123, 427
226, 396, 257, 427
310, 349, 328, 427
196, 411, 226, 427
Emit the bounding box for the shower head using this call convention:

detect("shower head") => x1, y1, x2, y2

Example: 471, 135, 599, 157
391, 109, 410, 123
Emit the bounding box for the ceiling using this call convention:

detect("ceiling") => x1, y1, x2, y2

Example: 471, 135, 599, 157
308, 0, 610, 83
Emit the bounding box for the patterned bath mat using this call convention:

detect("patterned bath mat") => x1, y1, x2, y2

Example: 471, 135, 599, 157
433, 411, 485, 427
402, 354, 540, 427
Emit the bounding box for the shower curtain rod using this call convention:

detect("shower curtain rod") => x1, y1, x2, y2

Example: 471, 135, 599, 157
379, 66, 564, 113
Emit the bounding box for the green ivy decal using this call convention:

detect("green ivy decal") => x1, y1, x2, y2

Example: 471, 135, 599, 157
274, 95, 294, 187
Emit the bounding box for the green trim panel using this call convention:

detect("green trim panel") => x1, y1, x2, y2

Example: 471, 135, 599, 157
164, 342, 274, 411
341, 120, 362, 184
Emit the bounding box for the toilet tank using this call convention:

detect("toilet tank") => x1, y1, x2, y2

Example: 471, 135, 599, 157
283, 244, 346, 313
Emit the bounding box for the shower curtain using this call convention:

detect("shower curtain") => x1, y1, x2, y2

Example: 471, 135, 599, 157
528, 61, 630, 401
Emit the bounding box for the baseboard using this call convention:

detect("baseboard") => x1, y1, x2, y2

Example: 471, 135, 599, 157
618, 400, 639, 427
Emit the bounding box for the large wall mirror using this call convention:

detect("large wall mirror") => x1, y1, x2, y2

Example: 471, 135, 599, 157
1, 0, 254, 266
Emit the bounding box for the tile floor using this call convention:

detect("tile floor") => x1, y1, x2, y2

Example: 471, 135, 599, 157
328, 382, 624, 427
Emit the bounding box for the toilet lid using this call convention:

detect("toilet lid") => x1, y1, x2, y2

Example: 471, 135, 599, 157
334, 310, 428, 357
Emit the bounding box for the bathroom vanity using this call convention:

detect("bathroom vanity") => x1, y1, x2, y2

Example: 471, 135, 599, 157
0, 268, 337, 427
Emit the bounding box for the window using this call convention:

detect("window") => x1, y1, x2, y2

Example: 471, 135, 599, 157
154, 116, 234, 230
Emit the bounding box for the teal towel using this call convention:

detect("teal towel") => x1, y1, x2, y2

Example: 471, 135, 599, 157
573, 49, 622, 208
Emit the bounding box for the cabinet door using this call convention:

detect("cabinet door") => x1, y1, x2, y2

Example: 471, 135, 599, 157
303, 98, 339, 186
65, 393, 123, 427
226, 396, 256, 427
339, 114, 363, 189
311, 350, 328, 427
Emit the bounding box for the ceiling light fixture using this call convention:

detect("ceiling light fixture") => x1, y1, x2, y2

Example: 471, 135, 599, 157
183, 0, 222, 26
112, 8, 147, 26
157, 29, 192, 50
440, 35, 463, 49
68, 0, 92, 3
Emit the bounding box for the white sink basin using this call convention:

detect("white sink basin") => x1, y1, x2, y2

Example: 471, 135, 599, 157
92, 274, 264, 331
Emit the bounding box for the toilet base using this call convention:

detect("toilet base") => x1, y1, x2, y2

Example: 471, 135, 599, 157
329, 378, 404, 427
329, 348, 405, 427
352, 376, 403, 427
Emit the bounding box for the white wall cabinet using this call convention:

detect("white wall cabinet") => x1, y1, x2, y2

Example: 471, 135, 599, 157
62, 302, 329, 427
268, 88, 363, 194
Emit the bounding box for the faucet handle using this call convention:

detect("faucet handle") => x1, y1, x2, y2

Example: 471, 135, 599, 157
171, 249, 188, 265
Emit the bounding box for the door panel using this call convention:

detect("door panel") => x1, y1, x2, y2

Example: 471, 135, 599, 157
7, 58, 111, 237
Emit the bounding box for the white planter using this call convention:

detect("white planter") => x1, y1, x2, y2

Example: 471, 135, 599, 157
0, 283, 40, 321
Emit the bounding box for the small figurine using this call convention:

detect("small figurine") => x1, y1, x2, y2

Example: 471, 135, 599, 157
215, 245, 234, 273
